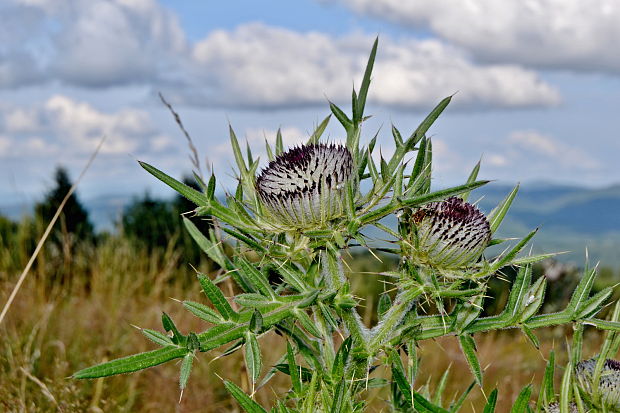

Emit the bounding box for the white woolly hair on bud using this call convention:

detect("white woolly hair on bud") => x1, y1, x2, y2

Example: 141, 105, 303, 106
256, 143, 353, 230
409, 196, 491, 270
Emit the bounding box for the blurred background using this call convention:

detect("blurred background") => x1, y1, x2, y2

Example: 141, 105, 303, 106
1, 1, 620, 411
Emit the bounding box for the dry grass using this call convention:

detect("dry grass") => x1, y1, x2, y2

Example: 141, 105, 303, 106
0, 239, 606, 412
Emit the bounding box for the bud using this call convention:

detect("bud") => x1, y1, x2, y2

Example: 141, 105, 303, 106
575, 358, 620, 410
256, 143, 354, 230
546, 402, 577, 412
407, 197, 491, 270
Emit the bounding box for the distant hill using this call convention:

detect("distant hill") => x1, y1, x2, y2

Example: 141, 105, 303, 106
469, 183, 620, 268
2, 182, 620, 268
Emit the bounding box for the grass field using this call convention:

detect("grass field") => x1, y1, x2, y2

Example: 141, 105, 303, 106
0, 234, 610, 412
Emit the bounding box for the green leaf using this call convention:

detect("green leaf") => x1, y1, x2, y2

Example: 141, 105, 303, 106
274, 363, 313, 383
265, 139, 274, 161
249, 309, 263, 333
244, 332, 262, 385
234, 294, 276, 309
399, 180, 490, 208
141, 328, 173, 347
198, 273, 238, 321
412, 393, 450, 413
510, 385, 531, 413
355, 36, 378, 123
229, 124, 247, 174
449, 381, 476, 413
207, 173, 216, 200
183, 301, 224, 324
489, 229, 538, 273
294, 309, 322, 338
73, 346, 188, 379
519, 275, 547, 322
236, 257, 276, 299
392, 124, 404, 147
488, 184, 519, 234
329, 101, 352, 131
275, 128, 283, 155
432, 366, 450, 406
521, 325, 540, 349
246, 140, 254, 166
307, 114, 331, 145
482, 389, 498, 413
378, 293, 392, 320
330, 379, 347, 413
139, 161, 208, 206
179, 352, 194, 391
575, 286, 612, 319
162, 312, 184, 345
460, 160, 481, 202
458, 334, 482, 386
390, 349, 413, 406
537, 351, 555, 409
183, 218, 230, 270
222, 227, 266, 254
287, 342, 302, 394
409, 95, 452, 145
559, 361, 573, 412
224, 380, 268, 413
566, 267, 598, 315
331, 337, 352, 381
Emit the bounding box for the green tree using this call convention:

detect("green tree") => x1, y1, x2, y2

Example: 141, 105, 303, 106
34, 166, 94, 243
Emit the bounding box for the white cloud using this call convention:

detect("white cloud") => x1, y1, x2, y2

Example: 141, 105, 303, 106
183, 23, 559, 110
0, 0, 560, 111
335, 0, 620, 73
0, 95, 172, 157
1, 0, 187, 88
0, 135, 11, 156
489, 130, 600, 171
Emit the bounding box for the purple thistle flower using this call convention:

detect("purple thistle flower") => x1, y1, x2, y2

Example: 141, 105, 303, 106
256, 143, 354, 229
408, 196, 491, 270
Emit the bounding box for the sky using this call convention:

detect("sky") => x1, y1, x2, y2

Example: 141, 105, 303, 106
1, 0, 620, 207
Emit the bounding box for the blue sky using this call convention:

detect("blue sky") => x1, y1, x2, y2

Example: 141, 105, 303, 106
1, 0, 619, 207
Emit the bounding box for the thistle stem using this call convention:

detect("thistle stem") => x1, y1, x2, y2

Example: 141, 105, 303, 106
368, 287, 423, 353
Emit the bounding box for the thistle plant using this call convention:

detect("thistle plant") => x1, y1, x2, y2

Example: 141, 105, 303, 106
73, 39, 620, 411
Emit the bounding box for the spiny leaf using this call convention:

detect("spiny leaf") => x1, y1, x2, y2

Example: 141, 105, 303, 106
409, 95, 452, 145
307, 114, 331, 145
141, 328, 173, 347
139, 161, 208, 206
73, 346, 188, 379
482, 389, 498, 413
179, 352, 194, 392
460, 160, 481, 202
224, 380, 268, 413
229, 125, 247, 174
355, 36, 378, 123
244, 332, 262, 385
488, 184, 519, 234
510, 385, 531, 413
458, 334, 482, 386
197, 273, 238, 321
287, 342, 302, 393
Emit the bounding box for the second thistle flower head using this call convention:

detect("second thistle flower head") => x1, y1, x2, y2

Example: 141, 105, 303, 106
407, 196, 491, 270
256, 143, 354, 230
575, 358, 620, 409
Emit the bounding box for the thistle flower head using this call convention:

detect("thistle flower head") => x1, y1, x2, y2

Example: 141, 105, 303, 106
546, 402, 578, 413
407, 196, 491, 270
575, 358, 620, 409
256, 143, 354, 230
